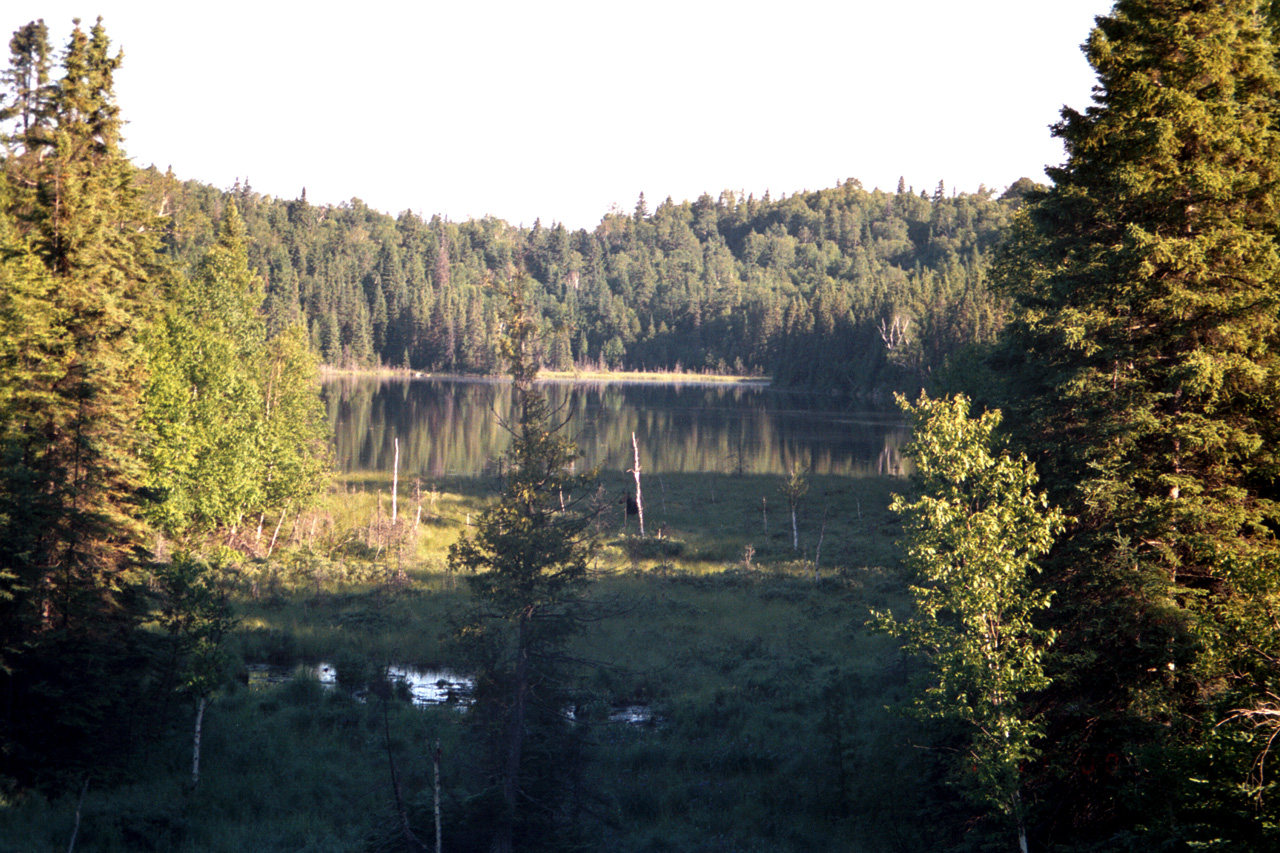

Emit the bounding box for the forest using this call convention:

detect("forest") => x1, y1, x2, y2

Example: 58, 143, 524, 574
133, 160, 1020, 396
3, 1, 1280, 851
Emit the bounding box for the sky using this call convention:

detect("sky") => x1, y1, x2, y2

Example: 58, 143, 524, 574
4, 1, 1117, 230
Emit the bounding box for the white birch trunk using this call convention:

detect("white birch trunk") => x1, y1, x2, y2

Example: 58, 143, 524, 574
267, 504, 288, 558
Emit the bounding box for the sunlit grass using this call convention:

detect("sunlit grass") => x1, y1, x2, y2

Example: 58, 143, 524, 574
0, 460, 935, 852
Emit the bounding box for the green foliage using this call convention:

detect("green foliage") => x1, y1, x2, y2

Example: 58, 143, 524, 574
448, 278, 602, 851
0, 18, 326, 798
0, 20, 52, 136
451, 280, 598, 619
0, 566, 936, 853
135, 170, 1021, 395
142, 200, 329, 537
991, 0, 1280, 844
779, 462, 808, 552
0, 19, 159, 787
874, 393, 1062, 844
153, 553, 236, 699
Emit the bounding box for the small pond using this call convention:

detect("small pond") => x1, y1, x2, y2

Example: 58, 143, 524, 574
245, 663, 657, 723
245, 662, 472, 707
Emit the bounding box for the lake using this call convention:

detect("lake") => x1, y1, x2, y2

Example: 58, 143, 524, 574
323, 376, 908, 480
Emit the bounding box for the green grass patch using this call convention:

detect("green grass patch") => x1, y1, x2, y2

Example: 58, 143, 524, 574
0, 467, 964, 852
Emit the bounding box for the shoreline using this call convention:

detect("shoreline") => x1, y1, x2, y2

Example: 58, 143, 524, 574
318, 365, 772, 386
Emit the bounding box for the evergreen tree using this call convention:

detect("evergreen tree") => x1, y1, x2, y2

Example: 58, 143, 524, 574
0, 19, 51, 137
0, 18, 159, 787
993, 0, 1280, 843
0, 181, 59, 674
0, 17, 154, 636
448, 277, 599, 852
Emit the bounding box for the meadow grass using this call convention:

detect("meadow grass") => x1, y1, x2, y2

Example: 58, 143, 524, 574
0, 468, 959, 852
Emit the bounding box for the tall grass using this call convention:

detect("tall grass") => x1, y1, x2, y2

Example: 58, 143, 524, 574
0, 468, 969, 852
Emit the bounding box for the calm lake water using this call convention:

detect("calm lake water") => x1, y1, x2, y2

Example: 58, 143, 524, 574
323, 376, 908, 480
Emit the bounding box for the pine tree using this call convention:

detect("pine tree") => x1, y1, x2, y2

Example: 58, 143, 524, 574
0, 181, 60, 673
0, 19, 52, 137
992, 0, 1280, 843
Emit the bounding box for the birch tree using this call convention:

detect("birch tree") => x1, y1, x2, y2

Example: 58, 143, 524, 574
874, 393, 1063, 853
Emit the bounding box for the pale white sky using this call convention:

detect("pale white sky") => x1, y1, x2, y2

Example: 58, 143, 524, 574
4, 1, 1116, 230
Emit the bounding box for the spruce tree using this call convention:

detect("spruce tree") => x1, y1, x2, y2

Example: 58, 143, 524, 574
448, 277, 599, 852
993, 0, 1280, 843
0, 17, 154, 635
0, 18, 158, 786
0, 19, 51, 137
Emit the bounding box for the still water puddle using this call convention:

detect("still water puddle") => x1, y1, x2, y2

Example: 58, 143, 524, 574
246, 662, 472, 707
246, 663, 655, 723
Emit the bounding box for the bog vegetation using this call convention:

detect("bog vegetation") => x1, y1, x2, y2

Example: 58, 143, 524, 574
4, 2, 1280, 851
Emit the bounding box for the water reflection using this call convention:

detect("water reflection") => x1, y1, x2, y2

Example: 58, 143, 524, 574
324, 376, 908, 479
246, 662, 473, 707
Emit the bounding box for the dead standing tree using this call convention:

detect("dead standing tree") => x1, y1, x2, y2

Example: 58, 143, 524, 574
878, 314, 911, 350
630, 431, 645, 538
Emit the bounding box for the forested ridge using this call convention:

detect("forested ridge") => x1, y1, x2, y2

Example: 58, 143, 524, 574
134, 168, 1023, 394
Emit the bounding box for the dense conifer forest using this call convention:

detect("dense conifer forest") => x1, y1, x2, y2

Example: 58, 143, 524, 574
4, 3, 1280, 852
134, 168, 1022, 395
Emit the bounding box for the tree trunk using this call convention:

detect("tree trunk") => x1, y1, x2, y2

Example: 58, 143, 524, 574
1015, 790, 1029, 853
267, 504, 288, 558
494, 617, 530, 853
434, 741, 443, 853
67, 775, 89, 853
383, 698, 424, 851
191, 694, 207, 788
631, 432, 645, 537
814, 507, 828, 580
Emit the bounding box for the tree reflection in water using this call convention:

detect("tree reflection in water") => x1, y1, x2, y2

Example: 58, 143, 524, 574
324, 376, 909, 481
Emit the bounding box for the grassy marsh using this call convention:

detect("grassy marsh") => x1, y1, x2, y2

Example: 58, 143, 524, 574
0, 469, 961, 852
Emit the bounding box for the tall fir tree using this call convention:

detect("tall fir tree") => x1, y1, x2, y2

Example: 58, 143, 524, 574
0, 19, 51, 137
448, 277, 599, 852
0, 17, 155, 637
0, 18, 159, 786
992, 0, 1280, 845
